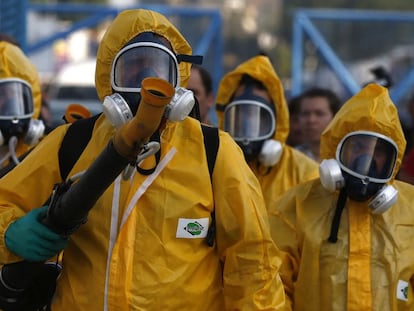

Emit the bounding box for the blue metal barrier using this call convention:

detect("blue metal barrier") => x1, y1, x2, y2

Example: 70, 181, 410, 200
0, 0, 27, 50
291, 8, 414, 108
24, 3, 222, 124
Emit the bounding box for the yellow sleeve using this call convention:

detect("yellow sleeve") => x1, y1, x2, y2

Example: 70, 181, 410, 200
0, 126, 68, 263
268, 186, 302, 310
214, 131, 287, 310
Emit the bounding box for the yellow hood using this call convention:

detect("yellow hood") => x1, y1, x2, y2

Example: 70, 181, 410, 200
0, 42, 41, 119
215, 55, 289, 143
320, 83, 406, 178
95, 9, 193, 101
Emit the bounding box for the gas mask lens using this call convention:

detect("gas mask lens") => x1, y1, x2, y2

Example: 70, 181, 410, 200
337, 131, 397, 181
224, 100, 275, 143
112, 42, 179, 92
0, 78, 33, 119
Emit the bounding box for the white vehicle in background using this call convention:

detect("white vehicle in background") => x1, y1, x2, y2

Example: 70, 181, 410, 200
47, 58, 102, 128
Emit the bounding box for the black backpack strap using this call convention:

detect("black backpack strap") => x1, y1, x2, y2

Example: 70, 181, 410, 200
201, 125, 219, 181
58, 114, 100, 181
201, 124, 219, 247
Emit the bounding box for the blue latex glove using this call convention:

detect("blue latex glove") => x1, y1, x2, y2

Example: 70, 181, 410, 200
5, 206, 68, 262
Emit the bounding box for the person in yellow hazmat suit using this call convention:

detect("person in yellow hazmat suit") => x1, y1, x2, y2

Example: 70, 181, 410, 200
268, 83, 414, 310
0, 41, 45, 168
0, 9, 286, 311
215, 55, 319, 207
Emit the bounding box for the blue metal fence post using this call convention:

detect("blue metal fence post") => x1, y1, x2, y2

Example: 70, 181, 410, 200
291, 11, 305, 97
291, 8, 414, 109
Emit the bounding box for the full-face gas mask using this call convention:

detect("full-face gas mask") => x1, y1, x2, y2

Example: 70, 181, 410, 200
223, 85, 281, 166
0, 78, 44, 147
103, 32, 202, 177
320, 130, 398, 214
103, 32, 198, 126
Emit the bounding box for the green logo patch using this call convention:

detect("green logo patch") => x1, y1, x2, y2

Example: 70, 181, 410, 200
184, 221, 204, 236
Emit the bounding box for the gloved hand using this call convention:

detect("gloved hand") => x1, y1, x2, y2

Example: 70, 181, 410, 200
5, 206, 68, 262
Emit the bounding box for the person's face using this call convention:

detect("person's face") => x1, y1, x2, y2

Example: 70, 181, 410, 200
112, 39, 177, 91
1, 85, 13, 100
123, 57, 153, 85
224, 83, 274, 143
342, 136, 388, 177
233, 84, 272, 137
0, 84, 17, 114
299, 96, 334, 144
187, 68, 213, 123
0, 79, 33, 118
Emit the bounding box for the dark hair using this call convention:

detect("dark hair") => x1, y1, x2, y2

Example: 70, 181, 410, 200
300, 88, 341, 115
288, 95, 302, 116
239, 74, 266, 90
0, 34, 20, 47
229, 74, 267, 102
191, 65, 213, 95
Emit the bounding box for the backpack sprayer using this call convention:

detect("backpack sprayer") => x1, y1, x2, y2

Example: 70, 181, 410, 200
0, 77, 175, 311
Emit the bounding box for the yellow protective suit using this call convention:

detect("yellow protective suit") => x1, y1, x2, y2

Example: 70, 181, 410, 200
0, 9, 286, 311
0, 41, 42, 159
269, 84, 414, 310
215, 55, 319, 206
